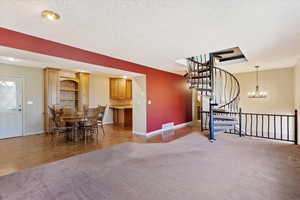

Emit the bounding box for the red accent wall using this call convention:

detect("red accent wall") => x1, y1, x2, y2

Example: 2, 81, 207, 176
0, 28, 192, 132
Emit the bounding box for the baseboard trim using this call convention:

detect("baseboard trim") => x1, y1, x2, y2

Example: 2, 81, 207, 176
133, 131, 147, 136
103, 121, 114, 125
133, 121, 193, 137
25, 131, 44, 136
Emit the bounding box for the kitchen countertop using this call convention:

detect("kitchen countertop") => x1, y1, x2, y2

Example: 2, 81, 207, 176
109, 105, 132, 109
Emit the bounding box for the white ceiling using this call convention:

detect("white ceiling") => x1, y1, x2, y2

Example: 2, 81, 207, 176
0, 46, 142, 77
1, 0, 300, 74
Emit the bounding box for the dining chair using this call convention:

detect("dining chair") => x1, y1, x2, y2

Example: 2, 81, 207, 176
81, 107, 101, 143
97, 105, 107, 136
62, 107, 79, 139
48, 106, 73, 144
63, 107, 76, 115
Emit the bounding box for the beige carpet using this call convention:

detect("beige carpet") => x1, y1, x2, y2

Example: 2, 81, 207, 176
0, 132, 300, 200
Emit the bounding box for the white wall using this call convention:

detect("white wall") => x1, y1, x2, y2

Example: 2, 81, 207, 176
0, 64, 44, 135
235, 67, 295, 114
89, 74, 113, 124
294, 61, 300, 144
132, 76, 147, 134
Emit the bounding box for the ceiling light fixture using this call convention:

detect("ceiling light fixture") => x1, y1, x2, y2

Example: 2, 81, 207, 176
0, 56, 16, 62
248, 66, 267, 98
6, 57, 16, 62
123, 76, 127, 79
41, 10, 60, 21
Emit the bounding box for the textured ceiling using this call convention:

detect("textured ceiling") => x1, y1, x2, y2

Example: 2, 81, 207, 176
1, 0, 300, 74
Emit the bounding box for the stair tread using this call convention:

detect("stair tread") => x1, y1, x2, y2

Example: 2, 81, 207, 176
212, 115, 237, 120
213, 125, 235, 130
199, 94, 213, 97
191, 80, 211, 84
214, 121, 238, 125
190, 68, 210, 73
212, 108, 226, 112
196, 88, 212, 92
191, 75, 210, 79
189, 83, 211, 87
190, 85, 211, 89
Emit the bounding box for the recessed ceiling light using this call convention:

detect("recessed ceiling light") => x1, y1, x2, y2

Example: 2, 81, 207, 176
0, 56, 16, 62
7, 57, 16, 61
78, 69, 89, 73
123, 75, 127, 79
41, 10, 60, 21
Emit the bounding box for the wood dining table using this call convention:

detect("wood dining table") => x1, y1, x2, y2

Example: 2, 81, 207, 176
60, 113, 90, 141
59, 112, 98, 142
60, 113, 85, 123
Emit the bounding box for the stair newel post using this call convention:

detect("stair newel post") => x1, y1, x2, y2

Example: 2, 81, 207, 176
209, 53, 214, 100
209, 102, 215, 140
208, 53, 215, 141
294, 109, 298, 145
200, 106, 203, 132
239, 108, 242, 137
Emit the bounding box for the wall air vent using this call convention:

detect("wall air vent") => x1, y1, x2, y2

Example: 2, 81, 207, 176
162, 122, 174, 130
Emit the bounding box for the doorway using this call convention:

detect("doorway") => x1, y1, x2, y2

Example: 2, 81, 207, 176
0, 76, 23, 139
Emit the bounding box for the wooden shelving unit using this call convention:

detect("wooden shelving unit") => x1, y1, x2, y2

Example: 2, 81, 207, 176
60, 88, 79, 92
60, 79, 79, 110
44, 68, 90, 132
61, 99, 79, 101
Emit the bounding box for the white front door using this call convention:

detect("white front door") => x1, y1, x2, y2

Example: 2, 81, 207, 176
0, 76, 23, 139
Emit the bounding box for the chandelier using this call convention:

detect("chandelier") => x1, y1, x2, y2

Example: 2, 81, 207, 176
247, 66, 267, 98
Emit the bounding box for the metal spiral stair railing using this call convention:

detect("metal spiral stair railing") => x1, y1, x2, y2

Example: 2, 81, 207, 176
186, 53, 241, 141
213, 66, 240, 112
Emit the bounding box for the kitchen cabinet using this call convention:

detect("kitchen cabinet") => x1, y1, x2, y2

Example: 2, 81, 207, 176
125, 79, 132, 99
110, 78, 132, 100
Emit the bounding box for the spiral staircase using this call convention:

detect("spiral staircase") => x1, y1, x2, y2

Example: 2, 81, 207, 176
186, 50, 243, 142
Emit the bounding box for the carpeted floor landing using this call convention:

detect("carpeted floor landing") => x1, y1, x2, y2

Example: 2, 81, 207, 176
0, 132, 300, 200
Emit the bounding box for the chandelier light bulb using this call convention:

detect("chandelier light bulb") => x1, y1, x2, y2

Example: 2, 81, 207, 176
247, 66, 268, 98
